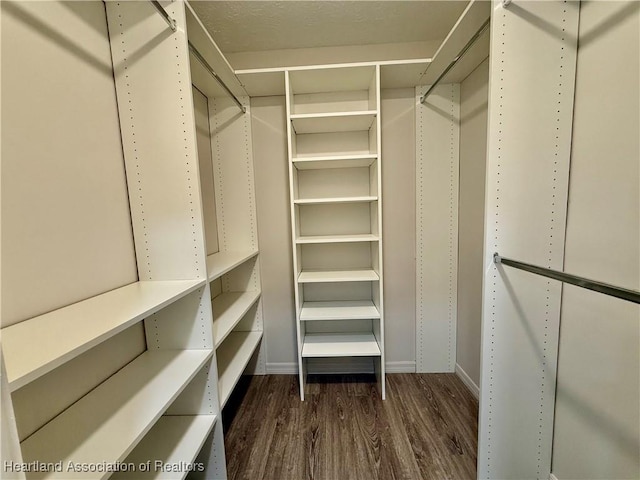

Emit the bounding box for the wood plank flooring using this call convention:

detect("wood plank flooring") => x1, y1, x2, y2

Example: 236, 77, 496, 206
222, 373, 478, 480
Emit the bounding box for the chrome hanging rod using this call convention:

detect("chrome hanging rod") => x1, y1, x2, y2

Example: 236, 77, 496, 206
149, 1, 177, 32
493, 253, 640, 305
420, 18, 490, 104
188, 42, 246, 114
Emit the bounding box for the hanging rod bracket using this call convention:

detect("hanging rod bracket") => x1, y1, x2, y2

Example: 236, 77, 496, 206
420, 17, 490, 104
188, 42, 247, 114
150, 0, 177, 32
502, 0, 512, 8
493, 252, 502, 264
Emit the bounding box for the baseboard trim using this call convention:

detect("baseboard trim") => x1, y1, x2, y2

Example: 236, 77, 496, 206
265, 362, 297, 374
307, 357, 374, 374
385, 361, 416, 373
550, 474, 559, 480
455, 363, 479, 399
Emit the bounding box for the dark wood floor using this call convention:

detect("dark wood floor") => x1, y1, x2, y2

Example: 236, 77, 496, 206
222, 373, 478, 480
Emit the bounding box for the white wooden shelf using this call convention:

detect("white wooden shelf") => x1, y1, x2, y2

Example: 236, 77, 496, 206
217, 331, 262, 409
298, 269, 379, 283
294, 196, 377, 205
212, 291, 261, 348
300, 301, 381, 321
292, 154, 377, 170
290, 111, 376, 134
206, 250, 259, 282
1, 280, 205, 391
20, 349, 213, 479
296, 234, 379, 244
301, 333, 381, 357
115, 415, 216, 480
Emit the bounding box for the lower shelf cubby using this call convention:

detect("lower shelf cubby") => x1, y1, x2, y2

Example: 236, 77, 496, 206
114, 415, 217, 480
216, 331, 262, 409
20, 349, 213, 480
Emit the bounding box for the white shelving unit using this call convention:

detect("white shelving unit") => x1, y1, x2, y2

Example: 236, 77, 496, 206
1, 1, 261, 478
285, 65, 385, 400
186, 1, 265, 432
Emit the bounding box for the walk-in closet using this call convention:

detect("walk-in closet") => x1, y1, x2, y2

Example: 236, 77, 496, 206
2, 1, 638, 479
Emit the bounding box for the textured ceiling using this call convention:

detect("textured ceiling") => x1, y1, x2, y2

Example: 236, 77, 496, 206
189, 1, 469, 54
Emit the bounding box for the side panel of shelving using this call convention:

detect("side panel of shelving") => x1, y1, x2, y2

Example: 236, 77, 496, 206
372, 66, 385, 399
415, 84, 460, 374
107, 0, 207, 282
478, 2, 579, 478
285, 71, 306, 399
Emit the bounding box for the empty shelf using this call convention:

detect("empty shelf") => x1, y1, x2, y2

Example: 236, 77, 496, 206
207, 250, 258, 282
2, 279, 205, 391
294, 196, 377, 205
291, 111, 376, 134
300, 300, 381, 321
296, 234, 379, 244
20, 349, 213, 480
212, 291, 261, 348
292, 154, 377, 170
217, 331, 262, 409
115, 415, 217, 479
298, 269, 379, 283
302, 333, 381, 357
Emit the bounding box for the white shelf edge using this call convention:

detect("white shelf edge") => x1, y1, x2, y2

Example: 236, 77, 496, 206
294, 196, 378, 205
206, 250, 259, 282
300, 300, 381, 321
295, 234, 379, 244
212, 291, 262, 349
217, 331, 263, 409
2, 279, 205, 392
289, 110, 377, 120
292, 153, 377, 162
298, 269, 380, 283
301, 332, 381, 357
234, 58, 432, 75
115, 415, 217, 480
20, 349, 213, 479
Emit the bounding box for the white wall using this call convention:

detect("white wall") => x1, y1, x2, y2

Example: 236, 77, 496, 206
552, 2, 640, 478
456, 58, 489, 392
381, 89, 417, 371
250, 91, 418, 372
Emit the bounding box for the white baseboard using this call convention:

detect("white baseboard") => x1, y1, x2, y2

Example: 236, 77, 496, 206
385, 361, 416, 373
549, 474, 559, 480
265, 362, 297, 374
455, 363, 479, 399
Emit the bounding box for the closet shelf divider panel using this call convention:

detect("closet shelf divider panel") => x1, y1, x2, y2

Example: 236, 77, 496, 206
115, 415, 217, 480
20, 349, 213, 479
298, 269, 379, 283
300, 300, 380, 321
216, 331, 263, 409
212, 291, 261, 348
301, 333, 381, 357
1, 279, 204, 391
206, 250, 259, 282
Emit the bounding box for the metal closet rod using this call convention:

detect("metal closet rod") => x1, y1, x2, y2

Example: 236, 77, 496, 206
149, 1, 177, 32
420, 17, 490, 104
147, 1, 246, 113
188, 42, 247, 114
493, 253, 640, 305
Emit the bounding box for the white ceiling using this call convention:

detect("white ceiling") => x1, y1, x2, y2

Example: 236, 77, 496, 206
189, 1, 469, 54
